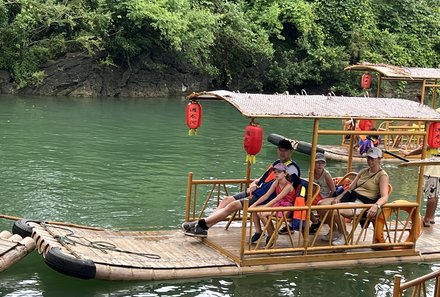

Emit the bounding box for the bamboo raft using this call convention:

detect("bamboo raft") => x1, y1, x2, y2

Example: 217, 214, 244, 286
268, 133, 418, 163
16, 219, 440, 281
0, 230, 35, 273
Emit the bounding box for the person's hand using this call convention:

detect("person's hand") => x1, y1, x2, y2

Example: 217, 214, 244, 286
331, 197, 340, 205
248, 181, 257, 192
367, 204, 380, 218
399, 149, 409, 157
248, 185, 257, 192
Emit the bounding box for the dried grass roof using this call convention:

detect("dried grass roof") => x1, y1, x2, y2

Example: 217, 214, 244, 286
345, 62, 440, 80
187, 90, 440, 121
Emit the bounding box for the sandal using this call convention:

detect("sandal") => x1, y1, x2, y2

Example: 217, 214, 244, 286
430, 220, 436, 224
423, 220, 431, 227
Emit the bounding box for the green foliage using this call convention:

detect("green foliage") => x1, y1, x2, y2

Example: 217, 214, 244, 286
0, 0, 439, 92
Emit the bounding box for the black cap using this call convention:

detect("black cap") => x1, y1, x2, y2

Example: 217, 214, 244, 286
278, 139, 293, 150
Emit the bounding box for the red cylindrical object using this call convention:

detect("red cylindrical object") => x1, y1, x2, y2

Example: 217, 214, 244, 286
428, 122, 440, 148
243, 124, 263, 155
186, 102, 202, 130
361, 72, 372, 89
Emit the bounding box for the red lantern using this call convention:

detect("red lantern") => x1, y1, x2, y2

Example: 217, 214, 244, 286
243, 122, 263, 163
428, 122, 440, 148
358, 119, 375, 131
186, 101, 202, 136
361, 72, 372, 89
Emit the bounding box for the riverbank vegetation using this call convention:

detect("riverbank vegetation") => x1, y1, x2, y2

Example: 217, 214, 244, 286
1, 0, 439, 93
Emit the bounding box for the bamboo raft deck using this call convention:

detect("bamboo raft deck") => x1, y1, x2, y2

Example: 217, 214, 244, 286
25, 220, 440, 281
0, 230, 35, 272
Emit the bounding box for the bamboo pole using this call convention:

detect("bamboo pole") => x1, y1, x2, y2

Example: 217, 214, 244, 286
394, 274, 403, 297
0, 215, 104, 231
319, 130, 426, 136
376, 74, 382, 97
185, 172, 193, 221
421, 79, 427, 106
245, 161, 251, 186
239, 199, 249, 263
347, 130, 355, 173
304, 118, 320, 254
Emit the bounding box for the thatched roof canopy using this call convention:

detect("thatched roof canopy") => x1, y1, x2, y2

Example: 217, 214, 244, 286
188, 90, 440, 121
344, 63, 440, 81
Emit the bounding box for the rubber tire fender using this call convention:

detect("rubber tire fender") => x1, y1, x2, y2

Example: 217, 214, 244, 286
45, 247, 96, 279
12, 219, 40, 238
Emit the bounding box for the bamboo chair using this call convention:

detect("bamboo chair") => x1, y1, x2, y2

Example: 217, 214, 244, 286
262, 181, 321, 248
343, 183, 393, 244
224, 179, 320, 231
334, 172, 358, 188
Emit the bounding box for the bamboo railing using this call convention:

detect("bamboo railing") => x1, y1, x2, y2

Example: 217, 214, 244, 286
393, 269, 440, 297
185, 173, 421, 265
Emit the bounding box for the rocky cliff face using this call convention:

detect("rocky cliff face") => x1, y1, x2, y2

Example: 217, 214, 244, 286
0, 52, 210, 98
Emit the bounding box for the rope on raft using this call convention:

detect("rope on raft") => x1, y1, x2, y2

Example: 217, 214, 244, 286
41, 223, 161, 260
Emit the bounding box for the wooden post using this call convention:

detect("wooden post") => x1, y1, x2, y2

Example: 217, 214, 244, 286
239, 199, 249, 263
304, 118, 319, 253
421, 79, 427, 106
185, 172, 193, 221
393, 274, 403, 297
245, 161, 252, 186
435, 275, 440, 297
433, 79, 438, 109
376, 74, 382, 97
347, 131, 355, 173
412, 122, 429, 244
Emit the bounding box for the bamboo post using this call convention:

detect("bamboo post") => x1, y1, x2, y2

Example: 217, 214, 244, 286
239, 199, 249, 263
245, 161, 252, 187
393, 274, 403, 297
413, 122, 429, 244
421, 79, 427, 106
347, 131, 355, 173
435, 275, 440, 297
376, 74, 382, 97
185, 172, 193, 221
304, 118, 320, 253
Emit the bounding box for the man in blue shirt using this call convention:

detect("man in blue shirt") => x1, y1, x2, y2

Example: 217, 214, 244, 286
182, 139, 300, 237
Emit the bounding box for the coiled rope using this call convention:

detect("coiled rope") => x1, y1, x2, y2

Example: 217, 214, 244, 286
42, 223, 161, 260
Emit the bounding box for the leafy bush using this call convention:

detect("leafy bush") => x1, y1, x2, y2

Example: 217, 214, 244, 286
0, 0, 439, 93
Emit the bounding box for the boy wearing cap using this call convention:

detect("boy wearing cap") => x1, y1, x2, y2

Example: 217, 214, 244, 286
182, 139, 301, 238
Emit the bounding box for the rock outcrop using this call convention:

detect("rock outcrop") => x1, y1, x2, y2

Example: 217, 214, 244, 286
1, 52, 210, 98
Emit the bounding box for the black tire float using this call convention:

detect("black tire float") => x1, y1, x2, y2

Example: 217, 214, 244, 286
45, 247, 96, 279
12, 219, 40, 238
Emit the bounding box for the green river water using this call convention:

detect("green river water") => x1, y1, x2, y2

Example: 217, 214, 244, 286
0, 94, 438, 297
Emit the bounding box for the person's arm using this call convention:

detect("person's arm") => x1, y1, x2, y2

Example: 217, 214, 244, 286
248, 164, 273, 192
324, 171, 336, 198
265, 183, 294, 208
248, 178, 260, 193
367, 174, 389, 218
249, 181, 277, 208
400, 143, 423, 157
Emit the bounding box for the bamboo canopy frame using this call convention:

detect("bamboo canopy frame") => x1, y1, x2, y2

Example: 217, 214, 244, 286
187, 90, 440, 239
344, 62, 440, 107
